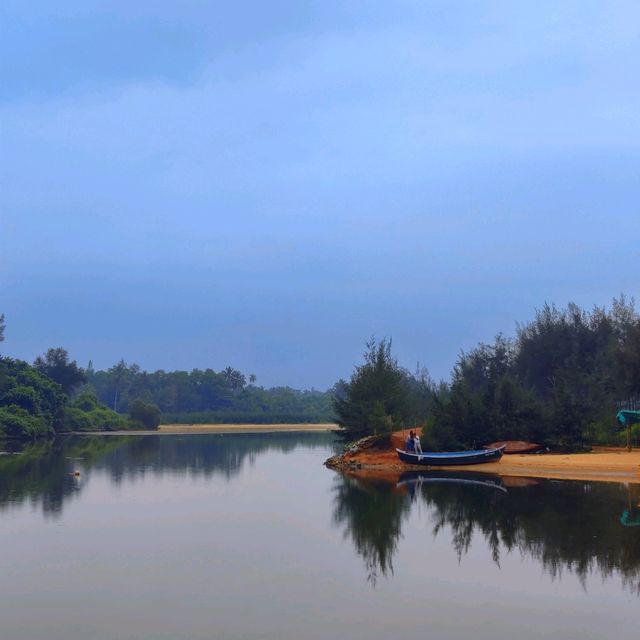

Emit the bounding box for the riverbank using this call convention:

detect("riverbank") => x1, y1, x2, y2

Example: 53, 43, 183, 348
71, 423, 340, 436
325, 430, 640, 483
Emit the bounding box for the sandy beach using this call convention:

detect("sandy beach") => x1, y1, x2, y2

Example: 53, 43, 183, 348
326, 430, 640, 483
439, 447, 640, 482
159, 423, 339, 434
75, 423, 340, 436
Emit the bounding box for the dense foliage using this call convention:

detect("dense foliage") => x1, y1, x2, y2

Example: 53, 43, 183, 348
334, 299, 640, 450
332, 338, 434, 439
0, 319, 140, 438
128, 399, 162, 429
34, 348, 86, 395
87, 364, 335, 424
61, 391, 130, 432
431, 299, 640, 450
0, 356, 134, 439
0, 358, 65, 438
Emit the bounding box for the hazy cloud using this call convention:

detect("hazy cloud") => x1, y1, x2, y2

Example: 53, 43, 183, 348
2, 1, 639, 386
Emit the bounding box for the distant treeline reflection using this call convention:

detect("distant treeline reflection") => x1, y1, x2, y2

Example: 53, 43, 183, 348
332, 473, 640, 592
0, 432, 337, 517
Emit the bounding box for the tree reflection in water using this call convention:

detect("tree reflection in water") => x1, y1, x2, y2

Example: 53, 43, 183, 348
331, 471, 640, 593
0, 432, 337, 518
332, 475, 411, 585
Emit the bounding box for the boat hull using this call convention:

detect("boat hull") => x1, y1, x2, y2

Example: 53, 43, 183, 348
396, 446, 505, 466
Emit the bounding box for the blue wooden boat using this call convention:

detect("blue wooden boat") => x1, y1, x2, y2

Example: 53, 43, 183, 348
395, 445, 505, 466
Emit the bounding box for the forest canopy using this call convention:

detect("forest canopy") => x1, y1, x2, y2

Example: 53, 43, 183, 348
334, 297, 640, 450
87, 363, 335, 425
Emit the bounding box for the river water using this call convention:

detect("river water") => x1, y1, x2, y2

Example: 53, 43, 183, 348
0, 432, 638, 639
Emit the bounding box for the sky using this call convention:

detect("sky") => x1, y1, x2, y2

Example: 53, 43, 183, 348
1, 1, 639, 389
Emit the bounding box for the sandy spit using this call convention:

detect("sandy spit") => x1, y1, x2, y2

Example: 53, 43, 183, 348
71, 423, 340, 436
326, 430, 640, 484
437, 449, 640, 483
158, 423, 339, 434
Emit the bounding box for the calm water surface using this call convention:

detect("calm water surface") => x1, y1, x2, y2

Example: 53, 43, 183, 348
0, 433, 638, 639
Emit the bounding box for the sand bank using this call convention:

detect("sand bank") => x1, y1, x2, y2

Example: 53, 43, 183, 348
158, 423, 339, 434
435, 449, 640, 482
72, 423, 339, 436
326, 430, 640, 484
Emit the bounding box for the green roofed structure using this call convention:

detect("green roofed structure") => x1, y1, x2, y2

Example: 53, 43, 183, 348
616, 410, 640, 451
616, 410, 640, 425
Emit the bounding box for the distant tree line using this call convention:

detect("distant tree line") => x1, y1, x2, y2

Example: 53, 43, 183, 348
334, 297, 640, 450
0, 313, 335, 440
87, 363, 335, 424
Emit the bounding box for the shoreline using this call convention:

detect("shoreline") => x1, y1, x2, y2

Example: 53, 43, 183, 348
70, 423, 340, 436
415, 450, 640, 483
326, 431, 640, 484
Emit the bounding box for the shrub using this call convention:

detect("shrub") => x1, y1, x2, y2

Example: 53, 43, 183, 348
128, 399, 161, 429
87, 407, 128, 431
0, 405, 52, 439
420, 415, 460, 451
61, 406, 97, 432
1, 385, 39, 413
72, 391, 99, 412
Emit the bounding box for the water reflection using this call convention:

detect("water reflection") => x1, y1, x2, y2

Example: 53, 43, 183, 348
331, 470, 640, 593
4, 434, 640, 598
0, 432, 336, 518
332, 476, 410, 585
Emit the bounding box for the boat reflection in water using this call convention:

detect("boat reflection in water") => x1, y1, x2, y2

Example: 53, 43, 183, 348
331, 469, 640, 592
397, 469, 508, 494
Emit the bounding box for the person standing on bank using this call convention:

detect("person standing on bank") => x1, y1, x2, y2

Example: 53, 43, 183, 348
405, 430, 416, 453
414, 431, 423, 454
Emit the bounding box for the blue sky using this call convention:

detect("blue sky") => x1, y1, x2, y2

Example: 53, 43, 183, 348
1, 1, 639, 388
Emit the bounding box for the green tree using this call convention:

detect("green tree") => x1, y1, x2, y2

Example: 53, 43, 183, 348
87, 362, 335, 424
0, 313, 5, 345
72, 390, 100, 412
107, 359, 128, 411
332, 338, 411, 438
429, 299, 639, 450
514, 302, 622, 448
0, 406, 50, 439
431, 335, 521, 447
34, 348, 86, 395
2, 384, 39, 413
618, 321, 640, 396
0, 357, 66, 438
223, 366, 246, 390
128, 399, 162, 429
